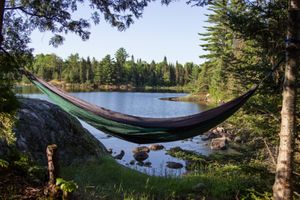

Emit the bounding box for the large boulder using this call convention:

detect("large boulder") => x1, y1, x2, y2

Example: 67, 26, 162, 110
12, 98, 107, 165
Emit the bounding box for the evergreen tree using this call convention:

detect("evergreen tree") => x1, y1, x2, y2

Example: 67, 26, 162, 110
99, 55, 115, 85
86, 57, 93, 83
115, 47, 128, 84
79, 58, 87, 83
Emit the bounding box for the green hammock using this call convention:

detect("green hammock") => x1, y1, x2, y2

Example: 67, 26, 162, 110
22, 70, 257, 144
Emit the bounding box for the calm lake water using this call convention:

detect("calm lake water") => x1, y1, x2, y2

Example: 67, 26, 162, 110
17, 86, 212, 176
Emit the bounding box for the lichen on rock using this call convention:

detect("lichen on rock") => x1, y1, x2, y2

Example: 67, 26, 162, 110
11, 98, 107, 166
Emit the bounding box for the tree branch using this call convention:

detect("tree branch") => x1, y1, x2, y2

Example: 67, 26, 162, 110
4, 6, 23, 10
17, 7, 54, 20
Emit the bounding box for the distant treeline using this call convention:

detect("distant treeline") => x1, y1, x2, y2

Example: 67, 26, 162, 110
28, 48, 200, 87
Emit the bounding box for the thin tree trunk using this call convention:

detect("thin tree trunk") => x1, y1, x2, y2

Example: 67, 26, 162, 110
272, 1, 300, 199
0, 0, 5, 45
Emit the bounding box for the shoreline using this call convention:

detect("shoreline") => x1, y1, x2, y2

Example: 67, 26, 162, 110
16, 81, 190, 93
159, 93, 211, 104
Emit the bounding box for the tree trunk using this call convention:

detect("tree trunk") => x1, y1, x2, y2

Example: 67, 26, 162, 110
272, 1, 300, 199
0, 0, 5, 45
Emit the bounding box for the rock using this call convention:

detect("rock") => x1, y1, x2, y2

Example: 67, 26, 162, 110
168, 146, 183, 154
166, 161, 184, 169
132, 146, 150, 154
234, 136, 242, 143
202, 131, 218, 141
129, 160, 135, 165
148, 144, 164, 151
12, 98, 107, 166
216, 127, 225, 133
136, 161, 144, 166
201, 135, 210, 141
0, 138, 9, 157
107, 148, 113, 154
133, 151, 149, 162
114, 150, 125, 160
144, 161, 152, 167
210, 137, 228, 150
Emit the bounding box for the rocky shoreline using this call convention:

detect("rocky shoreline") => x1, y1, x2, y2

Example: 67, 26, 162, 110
159, 93, 209, 103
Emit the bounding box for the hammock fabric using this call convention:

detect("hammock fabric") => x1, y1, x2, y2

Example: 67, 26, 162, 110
22, 70, 257, 144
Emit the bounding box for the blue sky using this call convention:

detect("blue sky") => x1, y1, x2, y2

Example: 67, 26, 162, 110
29, 1, 209, 64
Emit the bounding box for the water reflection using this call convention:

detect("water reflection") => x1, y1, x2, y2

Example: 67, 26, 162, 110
19, 87, 211, 176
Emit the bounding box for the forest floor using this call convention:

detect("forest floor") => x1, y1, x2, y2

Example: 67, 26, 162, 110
0, 169, 45, 200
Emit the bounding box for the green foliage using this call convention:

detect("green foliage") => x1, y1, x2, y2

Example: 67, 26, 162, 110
241, 189, 272, 200
12, 153, 31, 172
0, 159, 9, 168
0, 112, 16, 144
196, 0, 287, 145
56, 178, 78, 193
27, 50, 200, 88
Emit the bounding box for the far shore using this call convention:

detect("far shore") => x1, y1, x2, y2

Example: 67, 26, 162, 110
17, 80, 214, 105
159, 93, 209, 104
16, 80, 190, 93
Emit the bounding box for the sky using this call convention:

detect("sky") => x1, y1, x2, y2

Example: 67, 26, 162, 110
29, 1, 210, 64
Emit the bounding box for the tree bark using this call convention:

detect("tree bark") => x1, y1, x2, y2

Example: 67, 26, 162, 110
47, 144, 59, 185
273, 1, 300, 199
0, 0, 5, 45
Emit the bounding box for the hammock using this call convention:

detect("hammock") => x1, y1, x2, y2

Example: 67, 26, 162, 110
22, 70, 257, 144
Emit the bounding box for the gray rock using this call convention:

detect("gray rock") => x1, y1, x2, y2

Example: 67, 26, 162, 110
114, 150, 125, 160
133, 151, 149, 162
132, 146, 150, 154
166, 161, 184, 169
107, 148, 113, 154
144, 161, 152, 167
202, 131, 217, 141
0, 138, 9, 157
210, 137, 228, 150
148, 144, 164, 151
136, 161, 144, 166
234, 136, 242, 143
129, 160, 135, 165
201, 135, 210, 141
11, 98, 107, 166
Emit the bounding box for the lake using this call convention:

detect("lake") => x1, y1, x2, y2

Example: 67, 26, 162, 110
17, 86, 212, 176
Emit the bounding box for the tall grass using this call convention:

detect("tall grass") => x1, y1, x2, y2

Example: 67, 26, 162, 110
60, 156, 273, 200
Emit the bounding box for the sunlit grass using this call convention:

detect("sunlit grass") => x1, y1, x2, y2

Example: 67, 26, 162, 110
60, 156, 273, 200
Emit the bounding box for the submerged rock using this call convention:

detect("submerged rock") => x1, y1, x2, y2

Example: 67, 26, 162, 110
129, 160, 135, 165
166, 161, 184, 169
114, 150, 125, 160
133, 151, 149, 162
12, 98, 107, 166
144, 161, 152, 167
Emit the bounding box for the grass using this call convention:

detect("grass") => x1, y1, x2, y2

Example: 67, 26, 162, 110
60, 156, 274, 200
